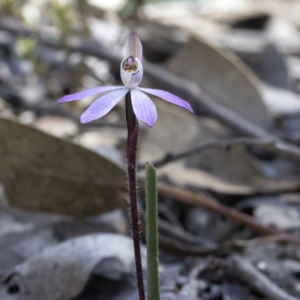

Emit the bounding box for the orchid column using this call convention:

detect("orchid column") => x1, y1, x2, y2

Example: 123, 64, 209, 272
55, 32, 193, 300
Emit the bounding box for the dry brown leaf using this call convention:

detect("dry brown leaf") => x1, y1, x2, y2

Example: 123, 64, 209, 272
0, 117, 127, 217
166, 37, 271, 128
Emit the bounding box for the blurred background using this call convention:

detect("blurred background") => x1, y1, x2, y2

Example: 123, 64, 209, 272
0, 0, 300, 299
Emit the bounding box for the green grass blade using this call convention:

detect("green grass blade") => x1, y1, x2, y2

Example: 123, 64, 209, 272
146, 162, 161, 300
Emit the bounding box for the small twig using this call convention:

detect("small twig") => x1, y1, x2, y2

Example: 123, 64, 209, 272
139, 137, 300, 169
157, 182, 300, 248
158, 234, 220, 256
158, 218, 218, 251
158, 203, 184, 230
229, 255, 298, 300
177, 261, 208, 300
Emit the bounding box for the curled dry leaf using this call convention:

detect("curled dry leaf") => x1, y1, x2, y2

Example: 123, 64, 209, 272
0, 234, 142, 300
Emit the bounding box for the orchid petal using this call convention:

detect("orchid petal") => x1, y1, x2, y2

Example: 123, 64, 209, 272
138, 88, 194, 113
126, 32, 142, 61
131, 89, 157, 127
55, 86, 123, 104
80, 88, 129, 123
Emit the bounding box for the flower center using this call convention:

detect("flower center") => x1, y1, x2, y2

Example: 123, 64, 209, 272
120, 56, 143, 88
122, 56, 138, 73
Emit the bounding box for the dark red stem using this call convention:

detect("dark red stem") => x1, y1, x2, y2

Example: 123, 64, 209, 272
125, 92, 145, 300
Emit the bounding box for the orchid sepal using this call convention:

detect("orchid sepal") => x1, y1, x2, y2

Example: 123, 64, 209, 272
126, 32, 143, 61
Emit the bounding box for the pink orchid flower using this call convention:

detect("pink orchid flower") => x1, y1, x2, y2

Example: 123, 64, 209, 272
55, 32, 193, 127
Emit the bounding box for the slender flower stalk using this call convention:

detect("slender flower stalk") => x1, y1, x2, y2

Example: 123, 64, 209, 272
125, 92, 145, 300
55, 32, 193, 300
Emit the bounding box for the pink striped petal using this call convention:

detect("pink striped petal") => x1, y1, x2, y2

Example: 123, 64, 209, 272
138, 88, 194, 113
80, 88, 129, 123
131, 89, 157, 127
55, 86, 123, 104
126, 32, 142, 61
